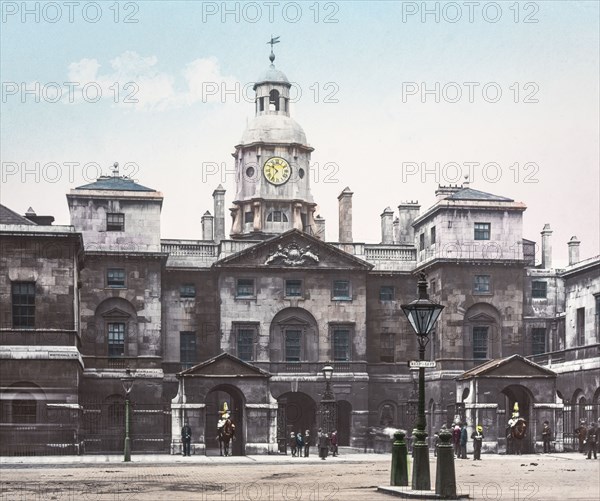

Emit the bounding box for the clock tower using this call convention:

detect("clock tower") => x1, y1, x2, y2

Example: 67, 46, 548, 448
229, 42, 316, 240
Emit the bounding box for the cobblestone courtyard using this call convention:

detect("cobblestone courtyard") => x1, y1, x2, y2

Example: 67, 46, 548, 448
1, 452, 598, 500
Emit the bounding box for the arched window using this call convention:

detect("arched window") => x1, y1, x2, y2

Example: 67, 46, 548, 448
379, 401, 396, 427
267, 211, 288, 223
269, 90, 280, 111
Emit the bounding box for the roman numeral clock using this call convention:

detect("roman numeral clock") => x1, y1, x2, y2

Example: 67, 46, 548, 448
263, 157, 291, 185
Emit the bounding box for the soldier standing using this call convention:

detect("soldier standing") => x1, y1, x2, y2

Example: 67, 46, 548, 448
295, 431, 304, 458
586, 423, 597, 460
471, 425, 484, 460
318, 429, 329, 460
541, 421, 552, 453
460, 423, 468, 459
289, 431, 297, 457
575, 420, 587, 453
181, 422, 192, 457
304, 429, 311, 457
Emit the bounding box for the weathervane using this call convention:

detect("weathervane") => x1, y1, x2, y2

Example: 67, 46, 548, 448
267, 35, 280, 64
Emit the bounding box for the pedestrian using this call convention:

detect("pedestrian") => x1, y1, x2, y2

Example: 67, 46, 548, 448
296, 430, 304, 457
181, 421, 192, 456
575, 420, 587, 454
318, 428, 329, 460
304, 429, 311, 457
452, 424, 461, 458
471, 425, 484, 460
330, 430, 338, 457
460, 423, 468, 459
290, 431, 297, 457
586, 422, 597, 460
541, 421, 552, 453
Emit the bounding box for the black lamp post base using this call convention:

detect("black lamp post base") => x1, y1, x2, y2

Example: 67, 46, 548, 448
411, 443, 431, 491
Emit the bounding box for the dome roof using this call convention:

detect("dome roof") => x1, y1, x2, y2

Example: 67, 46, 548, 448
254, 64, 290, 87
240, 114, 307, 145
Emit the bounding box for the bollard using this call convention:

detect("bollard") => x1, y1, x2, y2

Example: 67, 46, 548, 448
435, 425, 457, 498
391, 429, 409, 486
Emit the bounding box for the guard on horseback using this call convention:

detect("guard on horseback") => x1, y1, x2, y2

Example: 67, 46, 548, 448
217, 402, 236, 456
507, 402, 527, 455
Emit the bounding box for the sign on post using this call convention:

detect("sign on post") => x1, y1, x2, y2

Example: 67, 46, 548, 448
408, 360, 436, 369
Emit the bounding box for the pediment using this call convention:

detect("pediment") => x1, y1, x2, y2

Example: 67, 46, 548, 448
179, 352, 270, 378
101, 307, 131, 319
214, 230, 373, 271
467, 312, 496, 323
458, 354, 556, 380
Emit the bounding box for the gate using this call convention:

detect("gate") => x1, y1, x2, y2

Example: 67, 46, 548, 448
562, 402, 600, 451
277, 399, 287, 453
81, 400, 171, 454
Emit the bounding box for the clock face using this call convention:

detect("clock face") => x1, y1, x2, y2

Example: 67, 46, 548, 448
263, 157, 291, 185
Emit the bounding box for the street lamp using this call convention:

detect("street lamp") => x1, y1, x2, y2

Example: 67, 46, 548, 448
320, 362, 336, 434
401, 273, 444, 491
120, 368, 135, 462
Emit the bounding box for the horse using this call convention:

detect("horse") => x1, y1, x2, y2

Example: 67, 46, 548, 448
507, 418, 527, 455
217, 418, 235, 456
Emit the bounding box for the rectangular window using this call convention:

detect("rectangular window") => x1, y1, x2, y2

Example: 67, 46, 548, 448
180, 332, 197, 369
430, 279, 437, 294
472, 326, 488, 359
532, 327, 546, 355
473, 275, 491, 294
332, 280, 351, 300
333, 328, 350, 361
236, 278, 255, 297
430, 226, 436, 245
106, 213, 125, 231
244, 211, 253, 224
285, 329, 301, 362
379, 286, 394, 301
532, 281, 547, 299
180, 284, 196, 298
380, 332, 395, 363
237, 328, 255, 361
285, 279, 303, 297
419, 233, 425, 250
474, 223, 490, 240
107, 268, 126, 288
108, 323, 125, 357
11, 282, 35, 328
576, 308, 585, 345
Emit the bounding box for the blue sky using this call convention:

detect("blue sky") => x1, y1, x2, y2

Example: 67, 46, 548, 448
1, 0, 598, 266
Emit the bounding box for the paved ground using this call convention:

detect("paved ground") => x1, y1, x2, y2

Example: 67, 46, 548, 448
0, 452, 598, 500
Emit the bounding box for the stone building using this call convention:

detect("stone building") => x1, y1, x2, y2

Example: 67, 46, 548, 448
1, 53, 598, 456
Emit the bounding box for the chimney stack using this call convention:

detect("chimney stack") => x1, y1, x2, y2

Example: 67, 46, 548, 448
541, 223, 553, 269
213, 185, 226, 243
393, 217, 400, 244
201, 211, 214, 241
338, 187, 353, 243
314, 215, 326, 241
397, 202, 420, 244
24, 207, 54, 225
380, 207, 394, 244
435, 185, 462, 202
568, 236, 580, 266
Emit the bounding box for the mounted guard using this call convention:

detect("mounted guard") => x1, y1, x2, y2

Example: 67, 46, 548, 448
217, 402, 236, 456
506, 402, 527, 455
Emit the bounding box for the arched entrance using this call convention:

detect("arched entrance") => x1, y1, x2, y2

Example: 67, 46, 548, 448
501, 384, 533, 454
205, 385, 245, 456
277, 392, 316, 453
337, 400, 352, 446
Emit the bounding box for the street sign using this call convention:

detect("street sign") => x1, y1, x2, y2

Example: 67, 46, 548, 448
408, 360, 436, 369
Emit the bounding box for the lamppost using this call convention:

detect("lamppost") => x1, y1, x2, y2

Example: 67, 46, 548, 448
320, 362, 336, 434
120, 368, 135, 462
401, 273, 444, 491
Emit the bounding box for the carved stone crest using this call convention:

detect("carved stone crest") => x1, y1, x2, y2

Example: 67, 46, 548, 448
265, 242, 319, 266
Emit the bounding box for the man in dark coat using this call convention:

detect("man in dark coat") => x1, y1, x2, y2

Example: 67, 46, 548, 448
586, 423, 597, 460
460, 423, 468, 459
541, 421, 552, 453
575, 421, 587, 453
330, 430, 339, 457
318, 429, 329, 460
181, 422, 192, 456
289, 431, 297, 457
304, 429, 311, 457
295, 431, 304, 458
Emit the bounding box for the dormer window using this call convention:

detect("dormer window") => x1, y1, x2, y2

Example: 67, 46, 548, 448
107, 213, 124, 232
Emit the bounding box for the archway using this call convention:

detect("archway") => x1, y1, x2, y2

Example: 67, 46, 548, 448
277, 392, 316, 453
205, 385, 245, 456
269, 308, 319, 363
337, 400, 352, 446
501, 384, 534, 453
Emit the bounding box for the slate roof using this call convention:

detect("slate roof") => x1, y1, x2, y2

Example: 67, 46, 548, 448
457, 354, 556, 380
75, 176, 156, 192
0, 204, 36, 225
446, 187, 513, 202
